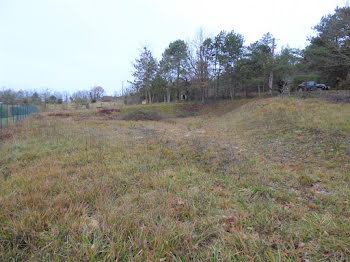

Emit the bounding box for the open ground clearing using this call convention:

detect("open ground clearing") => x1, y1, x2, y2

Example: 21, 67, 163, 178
1, 97, 350, 261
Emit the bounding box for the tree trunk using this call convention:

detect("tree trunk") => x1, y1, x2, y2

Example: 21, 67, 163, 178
144, 88, 148, 103
268, 71, 273, 95
148, 91, 152, 104
281, 82, 289, 96
230, 76, 234, 100
201, 86, 205, 103
167, 88, 170, 103
216, 75, 220, 99
269, 38, 275, 96
176, 68, 180, 101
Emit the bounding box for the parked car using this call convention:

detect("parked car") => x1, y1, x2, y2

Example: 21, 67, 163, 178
315, 83, 330, 90
298, 81, 330, 92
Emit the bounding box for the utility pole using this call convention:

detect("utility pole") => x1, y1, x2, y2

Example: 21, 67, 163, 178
121, 81, 124, 96
268, 38, 276, 96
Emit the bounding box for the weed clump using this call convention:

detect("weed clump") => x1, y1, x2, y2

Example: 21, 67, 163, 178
298, 173, 315, 186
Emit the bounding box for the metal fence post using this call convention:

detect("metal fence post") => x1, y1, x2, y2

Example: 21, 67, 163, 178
6, 104, 8, 127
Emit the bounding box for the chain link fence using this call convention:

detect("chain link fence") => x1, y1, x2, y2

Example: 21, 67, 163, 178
0, 103, 38, 129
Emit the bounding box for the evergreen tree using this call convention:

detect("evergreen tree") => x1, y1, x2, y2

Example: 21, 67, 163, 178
305, 6, 350, 88
130, 47, 158, 103
160, 40, 189, 102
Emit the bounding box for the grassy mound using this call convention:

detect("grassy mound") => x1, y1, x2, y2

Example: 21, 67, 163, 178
0, 96, 349, 261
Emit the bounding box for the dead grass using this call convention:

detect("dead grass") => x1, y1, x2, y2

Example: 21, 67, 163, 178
0, 127, 15, 141
42, 101, 125, 112
122, 110, 163, 121
1, 97, 350, 261
48, 112, 71, 118
98, 108, 121, 115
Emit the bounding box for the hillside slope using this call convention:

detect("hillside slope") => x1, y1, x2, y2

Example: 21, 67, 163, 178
0, 97, 349, 261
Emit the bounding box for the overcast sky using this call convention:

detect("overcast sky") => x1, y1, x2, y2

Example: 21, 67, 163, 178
0, 0, 347, 95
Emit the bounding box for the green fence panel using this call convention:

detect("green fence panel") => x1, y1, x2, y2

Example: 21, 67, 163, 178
0, 103, 38, 129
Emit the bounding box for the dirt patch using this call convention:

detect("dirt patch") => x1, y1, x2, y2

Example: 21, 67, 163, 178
98, 108, 120, 115
122, 110, 163, 121
48, 112, 71, 118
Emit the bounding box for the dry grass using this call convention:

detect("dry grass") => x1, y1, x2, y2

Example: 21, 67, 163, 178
0, 97, 350, 261
42, 100, 125, 112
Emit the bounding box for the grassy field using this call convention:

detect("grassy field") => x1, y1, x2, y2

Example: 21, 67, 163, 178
0, 97, 349, 261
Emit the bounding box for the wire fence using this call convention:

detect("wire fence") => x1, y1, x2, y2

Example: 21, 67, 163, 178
0, 103, 38, 129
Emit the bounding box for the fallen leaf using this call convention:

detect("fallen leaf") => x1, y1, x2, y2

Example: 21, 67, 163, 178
227, 215, 236, 224
177, 200, 184, 206
89, 219, 99, 229
224, 215, 237, 228
229, 226, 237, 233
296, 242, 305, 249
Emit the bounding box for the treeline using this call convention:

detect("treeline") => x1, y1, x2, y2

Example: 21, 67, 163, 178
2, 7, 348, 106
0, 86, 106, 106
129, 6, 350, 103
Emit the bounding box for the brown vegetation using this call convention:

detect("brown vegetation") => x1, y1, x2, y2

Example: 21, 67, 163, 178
122, 110, 163, 121
47, 112, 71, 118
98, 108, 121, 115
1, 97, 350, 261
